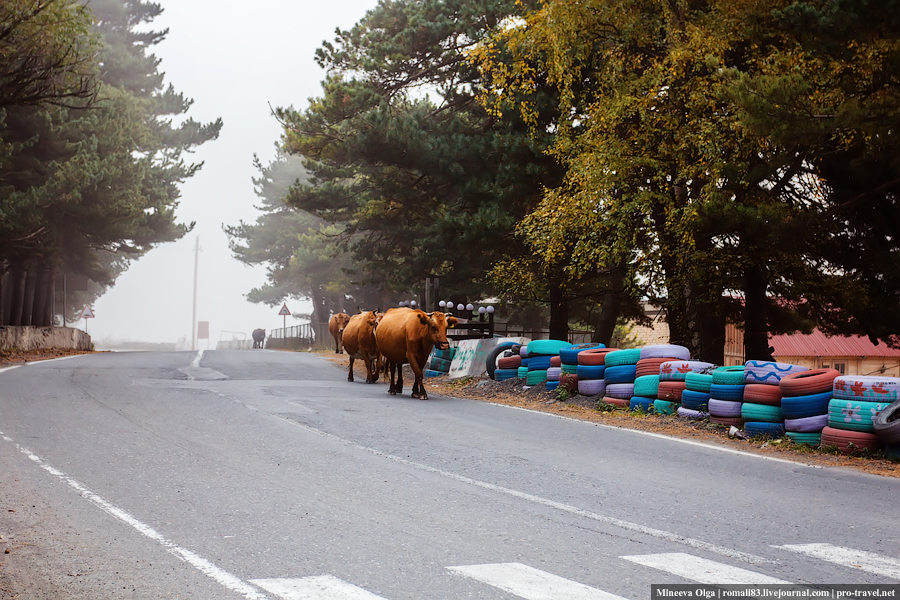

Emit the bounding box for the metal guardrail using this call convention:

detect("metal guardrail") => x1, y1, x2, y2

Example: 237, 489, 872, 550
266, 323, 319, 350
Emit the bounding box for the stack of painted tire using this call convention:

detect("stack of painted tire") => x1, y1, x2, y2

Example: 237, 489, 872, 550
634, 345, 690, 416
425, 346, 456, 377
824, 375, 898, 453
722, 365, 773, 437
495, 351, 521, 382
525, 339, 573, 387
702, 365, 742, 424
683, 370, 715, 421
657, 360, 714, 414
742, 362, 805, 441
743, 362, 806, 443
599, 349, 641, 410
574, 346, 613, 397
515, 345, 528, 379
559, 343, 600, 376
546, 356, 562, 391
779, 368, 838, 444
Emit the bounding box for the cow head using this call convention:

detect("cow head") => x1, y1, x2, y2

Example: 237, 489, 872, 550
334, 312, 351, 333
418, 311, 458, 350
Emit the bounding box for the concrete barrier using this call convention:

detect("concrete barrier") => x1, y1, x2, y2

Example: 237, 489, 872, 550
448, 336, 529, 380
0, 326, 91, 352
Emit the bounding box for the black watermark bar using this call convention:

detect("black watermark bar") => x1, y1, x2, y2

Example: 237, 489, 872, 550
651, 585, 900, 600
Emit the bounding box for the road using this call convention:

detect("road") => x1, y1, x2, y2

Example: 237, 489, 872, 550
0, 349, 898, 599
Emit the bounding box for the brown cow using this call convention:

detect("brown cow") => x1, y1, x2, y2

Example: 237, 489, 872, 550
342, 310, 381, 383
375, 308, 457, 399
328, 312, 351, 353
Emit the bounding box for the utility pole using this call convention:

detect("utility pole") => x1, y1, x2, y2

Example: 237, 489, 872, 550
191, 236, 199, 351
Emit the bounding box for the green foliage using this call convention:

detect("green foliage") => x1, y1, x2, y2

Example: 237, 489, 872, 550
555, 387, 572, 403
0, 0, 100, 108
274, 0, 561, 303
475, 0, 900, 356
225, 151, 384, 321
1, 0, 221, 323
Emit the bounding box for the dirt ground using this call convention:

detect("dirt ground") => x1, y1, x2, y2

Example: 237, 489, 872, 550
0, 348, 95, 366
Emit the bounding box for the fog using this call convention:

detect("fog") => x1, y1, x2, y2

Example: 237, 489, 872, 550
87, 0, 379, 348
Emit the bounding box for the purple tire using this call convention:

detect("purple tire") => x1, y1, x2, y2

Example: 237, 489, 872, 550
708, 399, 743, 418
784, 414, 828, 433
606, 383, 634, 399
640, 344, 691, 360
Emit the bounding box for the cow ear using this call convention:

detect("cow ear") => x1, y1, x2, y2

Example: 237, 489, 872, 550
418, 313, 430, 325
448, 316, 458, 327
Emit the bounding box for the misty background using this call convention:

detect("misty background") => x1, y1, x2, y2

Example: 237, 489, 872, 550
88, 0, 378, 347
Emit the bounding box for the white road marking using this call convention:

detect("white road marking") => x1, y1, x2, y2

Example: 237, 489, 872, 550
776, 544, 900, 579
250, 575, 389, 599
1, 434, 268, 600
281, 418, 770, 565
490, 403, 821, 469
0, 365, 21, 374
448, 562, 628, 600
620, 553, 788, 584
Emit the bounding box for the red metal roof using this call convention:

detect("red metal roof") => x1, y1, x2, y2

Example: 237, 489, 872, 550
771, 329, 900, 358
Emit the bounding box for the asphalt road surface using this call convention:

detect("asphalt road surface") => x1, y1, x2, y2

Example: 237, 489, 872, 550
1, 349, 898, 599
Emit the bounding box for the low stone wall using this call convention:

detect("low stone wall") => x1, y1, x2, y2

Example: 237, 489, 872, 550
215, 339, 254, 350
0, 326, 92, 352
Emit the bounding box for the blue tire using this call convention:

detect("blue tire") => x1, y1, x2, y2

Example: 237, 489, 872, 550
527, 355, 553, 371
781, 391, 832, 419
709, 383, 745, 401
744, 421, 785, 438
604, 364, 637, 384
576, 364, 606, 380
629, 396, 654, 412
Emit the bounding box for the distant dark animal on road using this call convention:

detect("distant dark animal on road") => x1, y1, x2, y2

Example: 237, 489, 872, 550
252, 328, 266, 349
328, 312, 351, 353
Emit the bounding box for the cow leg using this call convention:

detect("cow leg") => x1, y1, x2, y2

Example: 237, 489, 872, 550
348, 356, 355, 382
408, 354, 428, 400
387, 361, 397, 394
365, 355, 378, 383
394, 363, 403, 395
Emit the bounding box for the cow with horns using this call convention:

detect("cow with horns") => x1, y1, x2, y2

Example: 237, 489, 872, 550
375, 308, 457, 400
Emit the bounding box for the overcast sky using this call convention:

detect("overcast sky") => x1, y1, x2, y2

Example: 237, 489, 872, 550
87, 0, 379, 347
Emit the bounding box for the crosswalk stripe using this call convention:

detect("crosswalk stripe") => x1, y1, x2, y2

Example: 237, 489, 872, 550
620, 553, 789, 584
249, 576, 390, 600
447, 562, 629, 600
776, 544, 900, 580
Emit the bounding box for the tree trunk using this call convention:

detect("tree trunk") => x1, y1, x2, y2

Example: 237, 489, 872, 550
548, 281, 569, 341
592, 265, 625, 346
743, 264, 773, 361
31, 263, 52, 327
0, 265, 9, 326
21, 263, 37, 326
8, 264, 28, 326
